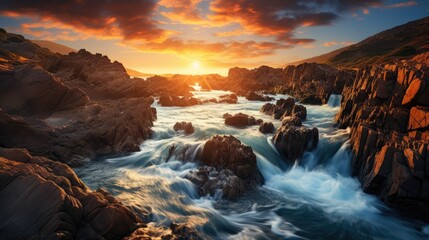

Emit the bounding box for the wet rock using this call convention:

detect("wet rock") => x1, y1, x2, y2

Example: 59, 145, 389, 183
188, 135, 264, 198
224, 113, 260, 127
158, 93, 200, 107
0, 148, 141, 240
272, 119, 319, 162
245, 91, 274, 101
259, 122, 275, 134
173, 121, 195, 134
261, 97, 307, 121
218, 94, 238, 104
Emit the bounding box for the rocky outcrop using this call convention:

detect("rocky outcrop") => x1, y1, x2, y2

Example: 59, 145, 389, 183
261, 97, 307, 120
245, 91, 274, 101
259, 122, 275, 134
158, 93, 200, 107
218, 93, 238, 104
227, 64, 355, 104
186, 135, 264, 199
224, 112, 262, 127
272, 116, 319, 162
0, 63, 89, 116
0, 98, 156, 165
335, 61, 429, 221
0, 148, 142, 239
173, 121, 195, 134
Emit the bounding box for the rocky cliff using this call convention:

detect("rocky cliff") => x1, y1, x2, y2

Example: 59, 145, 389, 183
227, 63, 355, 104
335, 53, 429, 220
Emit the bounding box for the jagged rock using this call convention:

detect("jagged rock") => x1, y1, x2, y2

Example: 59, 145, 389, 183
0, 98, 156, 165
219, 94, 238, 104
261, 97, 307, 120
158, 93, 200, 107
188, 135, 264, 198
224, 113, 260, 127
272, 117, 319, 162
173, 122, 195, 134
402, 78, 427, 106
259, 122, 274, 134
0, 148, 141, 239
245, 91, 274, 101
408, 106, 429, 131
0, 64, 89, 115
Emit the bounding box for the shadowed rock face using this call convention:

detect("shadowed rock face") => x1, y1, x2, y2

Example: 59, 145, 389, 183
261, 97, 307, 121
173, 121, 195, 134
0, 148, 142, 239
272, 116, 319, 162
224, 112, 262, 127
186, 135, 264, 199
335, 56, 429, 221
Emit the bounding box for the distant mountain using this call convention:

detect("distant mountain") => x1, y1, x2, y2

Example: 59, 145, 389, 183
30, 39, 154, 77
293, 16, 429, 68
31, 40, 76, 55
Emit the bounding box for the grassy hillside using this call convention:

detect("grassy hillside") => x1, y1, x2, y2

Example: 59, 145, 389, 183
293, 16, 429, 68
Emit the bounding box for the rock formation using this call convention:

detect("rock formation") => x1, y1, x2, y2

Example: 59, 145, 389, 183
259, 122, 275, 134
245, 91, 274, 101
224, 112, 262, 127
186, 135, 264, 199
173, 121, 195, 134
261, 97, 307, 120
272, 116, 319, 162
0, 148, 142, 239
335, 56, 429, 220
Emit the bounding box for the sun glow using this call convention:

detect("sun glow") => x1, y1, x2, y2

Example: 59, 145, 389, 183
192, 61, 200, 69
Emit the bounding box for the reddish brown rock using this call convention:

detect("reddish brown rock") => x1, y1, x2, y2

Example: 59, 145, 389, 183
402, 78, 427, 106
173, 121, 195, 134
224, 113, 260, 127
408, 106, 429, 131
0, 148, 141, 240
259, 122, 275, 134
190, 135, 264, 198
272, 117, 319, 162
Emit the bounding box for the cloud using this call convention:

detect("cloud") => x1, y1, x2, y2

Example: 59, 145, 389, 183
323, 41, 355, 47
384, 1, 417, 8
158, 0, 206, 24
0, 0, 170, 42
130, 38, 292, 59
208, 0, 384, 42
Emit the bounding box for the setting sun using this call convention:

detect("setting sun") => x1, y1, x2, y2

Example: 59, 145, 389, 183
192, 61, 200, 69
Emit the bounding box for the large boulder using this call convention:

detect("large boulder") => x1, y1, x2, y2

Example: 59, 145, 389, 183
261, 97, 307, 120
173, 121, 195, 134
245, 91, 274, 101
259, 122, 275, 134
224, 112, 261, 127
0, 148, 142, 239
158, 93, 200, 107
218, 94, 238, 104
272, 116, 319, 162
186, 135, 264, 198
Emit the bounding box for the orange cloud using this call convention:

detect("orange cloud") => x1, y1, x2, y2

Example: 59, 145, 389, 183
158, 0, 206, 25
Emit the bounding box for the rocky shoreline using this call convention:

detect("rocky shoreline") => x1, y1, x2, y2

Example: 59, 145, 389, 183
335, 54, 429, 221
1, 23, 429, 239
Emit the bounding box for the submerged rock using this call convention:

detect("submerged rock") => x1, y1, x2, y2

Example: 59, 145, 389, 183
186, 135, 264, 199
173, 121, 195, 134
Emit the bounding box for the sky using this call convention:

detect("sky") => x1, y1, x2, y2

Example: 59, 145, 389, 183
0, 0, 428, 75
